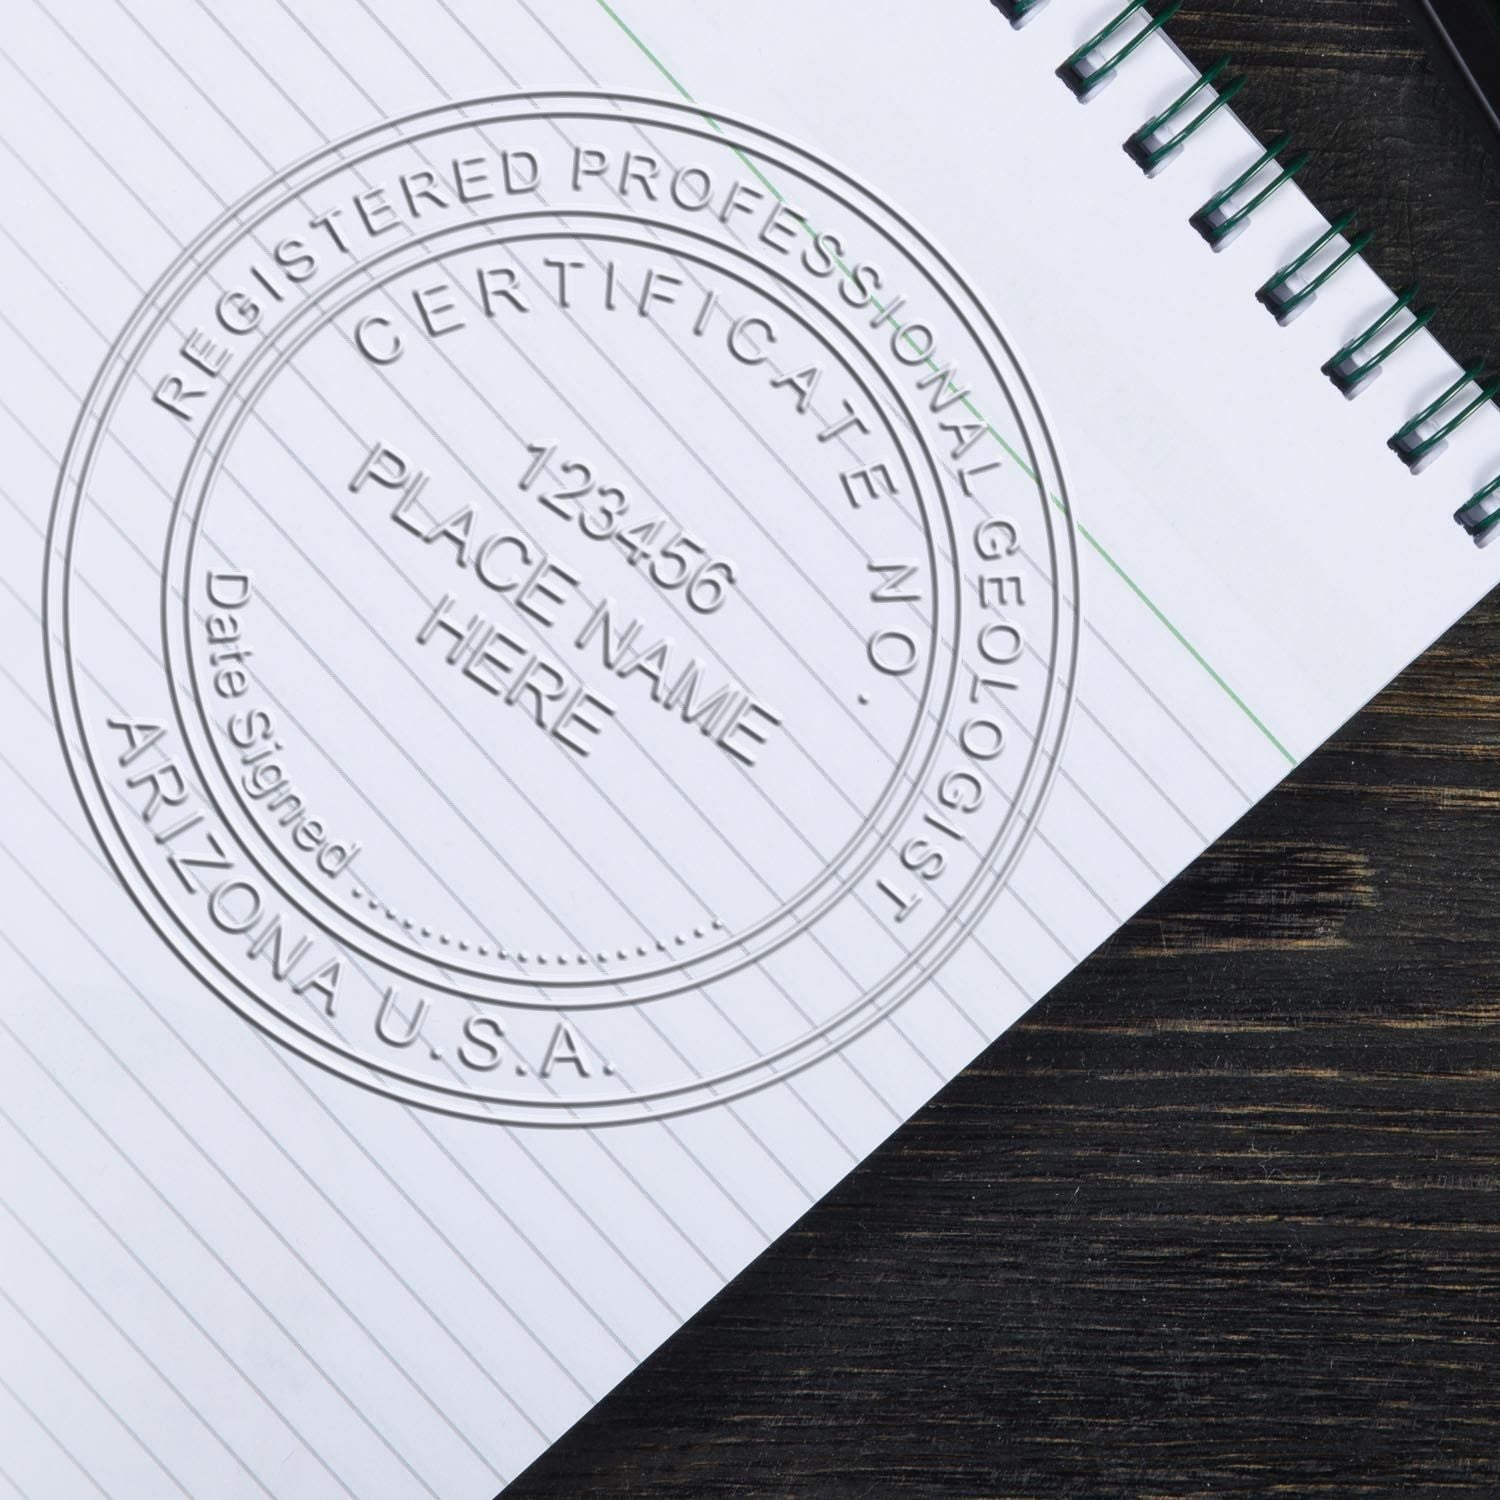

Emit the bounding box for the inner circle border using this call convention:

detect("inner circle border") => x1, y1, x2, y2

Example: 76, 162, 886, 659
44, 93, 1081, 1125
165, 214, 963, 1004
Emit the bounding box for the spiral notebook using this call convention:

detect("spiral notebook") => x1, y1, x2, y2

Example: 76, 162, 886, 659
3, 1, 1498, 1494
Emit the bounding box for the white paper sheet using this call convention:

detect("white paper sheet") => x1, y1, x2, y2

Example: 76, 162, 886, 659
2, 2, 1495, 1494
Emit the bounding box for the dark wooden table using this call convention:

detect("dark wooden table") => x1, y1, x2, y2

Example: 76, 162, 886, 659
508, 4, 1500, 1494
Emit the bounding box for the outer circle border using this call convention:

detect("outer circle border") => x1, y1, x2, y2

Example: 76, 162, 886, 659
44, 92, 1081, 1125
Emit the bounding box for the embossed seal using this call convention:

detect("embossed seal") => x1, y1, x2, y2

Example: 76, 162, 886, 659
47, 95, 1079, 1124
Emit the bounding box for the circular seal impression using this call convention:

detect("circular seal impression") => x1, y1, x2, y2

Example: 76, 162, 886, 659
47, 94, 1079, 1125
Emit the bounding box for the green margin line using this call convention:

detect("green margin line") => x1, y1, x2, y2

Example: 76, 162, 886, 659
591, 0, 1297, 768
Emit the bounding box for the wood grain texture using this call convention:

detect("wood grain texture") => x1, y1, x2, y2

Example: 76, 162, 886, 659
505, 4, 1500, 1495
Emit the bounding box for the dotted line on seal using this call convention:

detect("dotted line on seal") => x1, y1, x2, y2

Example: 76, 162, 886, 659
347, 884, 724, 967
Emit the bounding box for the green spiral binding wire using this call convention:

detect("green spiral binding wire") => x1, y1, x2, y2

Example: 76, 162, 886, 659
1059, 0, 1184, 100
1257, 213, 1374, 324
1456, 476, 1500, 546
1321, 285, 1436, 396
1190, 134, 1309, 249
999, 0, 1500, 542
1126, 57, 1247, 175
1388, 363, 1500, 473
990, 0, 1051, 26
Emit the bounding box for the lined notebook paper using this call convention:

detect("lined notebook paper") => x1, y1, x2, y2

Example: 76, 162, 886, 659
3, 2, 1497, 1494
